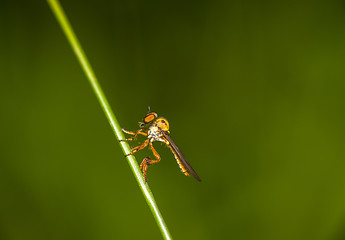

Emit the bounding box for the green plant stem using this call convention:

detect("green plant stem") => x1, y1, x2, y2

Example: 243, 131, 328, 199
47, 1, 172, 239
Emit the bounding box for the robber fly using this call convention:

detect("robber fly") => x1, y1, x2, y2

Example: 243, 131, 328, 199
120, 108, 201, 183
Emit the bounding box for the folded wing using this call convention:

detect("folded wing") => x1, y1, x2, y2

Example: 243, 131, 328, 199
164, 133, 201, 182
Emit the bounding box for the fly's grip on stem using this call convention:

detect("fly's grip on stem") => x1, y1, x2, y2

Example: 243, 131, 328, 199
121, 110, 201, 183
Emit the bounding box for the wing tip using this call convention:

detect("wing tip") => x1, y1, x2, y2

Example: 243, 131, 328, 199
192, 173, 202, 182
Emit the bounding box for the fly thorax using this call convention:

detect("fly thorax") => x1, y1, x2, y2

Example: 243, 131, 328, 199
148, 125, 164, 142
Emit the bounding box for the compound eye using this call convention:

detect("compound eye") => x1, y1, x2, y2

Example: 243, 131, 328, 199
143, 112, 157, 124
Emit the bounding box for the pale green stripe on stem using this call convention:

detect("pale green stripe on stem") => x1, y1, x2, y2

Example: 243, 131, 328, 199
47, 1, 172, 239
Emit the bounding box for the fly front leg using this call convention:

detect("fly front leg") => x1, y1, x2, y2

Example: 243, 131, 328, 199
119, 128, 148, 142
140, 142, 161, 182
125, 138, 150, 157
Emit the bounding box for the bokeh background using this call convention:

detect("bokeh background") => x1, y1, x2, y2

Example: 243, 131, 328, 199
2, 0, 345, 239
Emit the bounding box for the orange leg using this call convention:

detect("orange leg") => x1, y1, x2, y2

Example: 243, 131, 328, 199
125, 138, 150, 157
140, 142, 161, 182
119, 128, 147, 142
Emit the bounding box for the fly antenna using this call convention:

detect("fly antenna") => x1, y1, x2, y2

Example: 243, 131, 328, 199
147, 106, 151, 113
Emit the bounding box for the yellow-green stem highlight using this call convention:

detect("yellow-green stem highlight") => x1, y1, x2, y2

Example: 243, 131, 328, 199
46, 0, 172, 239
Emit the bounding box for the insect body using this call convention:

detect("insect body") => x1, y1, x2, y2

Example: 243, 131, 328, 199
120, 109, 201, 183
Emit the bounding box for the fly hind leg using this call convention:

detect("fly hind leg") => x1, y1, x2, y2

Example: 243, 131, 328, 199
140, 142, 161, 182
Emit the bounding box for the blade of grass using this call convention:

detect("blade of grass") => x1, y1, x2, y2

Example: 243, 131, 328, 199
47, 1, 172, 239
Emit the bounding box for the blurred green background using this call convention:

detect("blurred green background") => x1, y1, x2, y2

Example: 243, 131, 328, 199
2, 0, 345, 239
